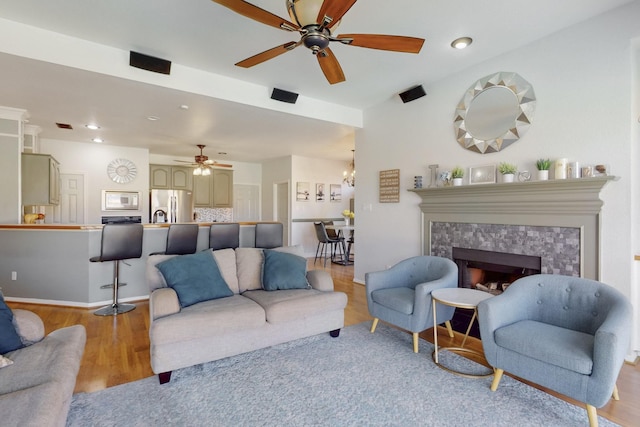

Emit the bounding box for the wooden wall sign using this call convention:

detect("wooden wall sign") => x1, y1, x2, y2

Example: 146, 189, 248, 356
379, 169, 400, 203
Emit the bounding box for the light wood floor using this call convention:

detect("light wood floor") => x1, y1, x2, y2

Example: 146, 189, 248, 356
8, 260, 639, 426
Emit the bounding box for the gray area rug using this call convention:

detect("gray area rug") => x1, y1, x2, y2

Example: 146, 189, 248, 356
67, 322, 619, 427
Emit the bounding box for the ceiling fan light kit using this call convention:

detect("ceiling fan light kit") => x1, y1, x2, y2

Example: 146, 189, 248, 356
174, 144, 233, 174
212, 0, 425, 84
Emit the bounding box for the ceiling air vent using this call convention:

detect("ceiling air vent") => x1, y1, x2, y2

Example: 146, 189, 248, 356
56, 123, 73, 130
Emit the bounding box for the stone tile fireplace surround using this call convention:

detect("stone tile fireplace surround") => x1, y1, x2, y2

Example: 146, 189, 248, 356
409, 176, 616, 280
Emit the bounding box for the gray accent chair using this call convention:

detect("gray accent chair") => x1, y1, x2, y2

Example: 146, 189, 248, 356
209, 222, 240, 250
255, 222, 284, 249
365, 256, 458, 353
477, 274, 632, 427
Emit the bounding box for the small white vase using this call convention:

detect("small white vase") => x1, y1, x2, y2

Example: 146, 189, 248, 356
452, 178, 463, 186
537, 170, 549, 181
344, 217, 350, 226
502, 173, 515, 183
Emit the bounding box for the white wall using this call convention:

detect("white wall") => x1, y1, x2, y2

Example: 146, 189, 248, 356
40, 139, 149, 224
291, 155, 355, 256
355, 2, 640, 352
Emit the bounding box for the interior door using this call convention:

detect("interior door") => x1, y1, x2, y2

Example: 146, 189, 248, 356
48, 173, 85, 224
233, 184, 259, 221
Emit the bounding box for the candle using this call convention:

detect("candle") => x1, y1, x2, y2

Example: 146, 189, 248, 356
555, 158, 568, 179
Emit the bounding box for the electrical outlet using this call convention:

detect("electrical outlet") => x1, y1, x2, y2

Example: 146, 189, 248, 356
11, 271, 17, 281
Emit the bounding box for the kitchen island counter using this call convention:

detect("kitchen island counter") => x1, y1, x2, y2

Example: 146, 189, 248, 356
0, 222, 280, 306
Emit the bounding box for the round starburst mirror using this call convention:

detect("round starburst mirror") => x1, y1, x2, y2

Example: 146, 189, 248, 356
454, 72, 536, 154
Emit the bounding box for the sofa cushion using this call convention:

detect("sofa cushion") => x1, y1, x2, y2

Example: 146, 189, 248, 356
236, 246, 306, 293
0, 293, 23, 354
236, 248, 264, 293
0, 324, 86, 395
262, 249, 310, 291
157, 250, 233, 308
150, 295, 266, 345
494, 319, 594, 375
243, 289, 348, 324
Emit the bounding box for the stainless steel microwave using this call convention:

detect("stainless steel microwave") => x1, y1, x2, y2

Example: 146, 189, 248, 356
102, 191, 140, 211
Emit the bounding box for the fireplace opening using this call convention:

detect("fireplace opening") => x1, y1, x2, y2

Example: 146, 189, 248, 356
449, 247, 542, 338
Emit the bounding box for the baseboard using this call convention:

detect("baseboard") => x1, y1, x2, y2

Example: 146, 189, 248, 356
4, 295, 149, 308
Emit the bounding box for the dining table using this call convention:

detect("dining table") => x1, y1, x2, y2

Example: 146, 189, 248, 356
325, 224, 354, 265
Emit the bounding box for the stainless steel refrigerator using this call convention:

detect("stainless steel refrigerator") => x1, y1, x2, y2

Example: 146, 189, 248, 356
150, 189, 194, 223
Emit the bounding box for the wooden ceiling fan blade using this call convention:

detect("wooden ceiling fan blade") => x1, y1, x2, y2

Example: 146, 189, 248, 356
235, 41, 299, 68
337, 34, 425, 54
317, 47, 345, 85
212, 0, 299, 31
317, 0, 358, 28
212, 162, 233, 168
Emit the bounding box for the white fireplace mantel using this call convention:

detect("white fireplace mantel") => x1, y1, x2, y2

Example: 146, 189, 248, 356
408, 176, 617, 280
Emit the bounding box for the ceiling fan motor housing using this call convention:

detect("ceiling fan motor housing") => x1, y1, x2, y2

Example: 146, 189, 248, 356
302, 26, 331, 53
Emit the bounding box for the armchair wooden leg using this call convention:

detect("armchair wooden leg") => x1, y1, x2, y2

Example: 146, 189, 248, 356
444, 320, 454, 338
413, 332, 419, 353
586, 404, 598, 427
490, 368, 504, 391
612, 384, 620, 401
370, 318, 379, 333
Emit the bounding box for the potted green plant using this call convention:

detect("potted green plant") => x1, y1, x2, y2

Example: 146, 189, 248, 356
498, 162, 517, 183
535, 158, 551, 181
451, 166, 464, 186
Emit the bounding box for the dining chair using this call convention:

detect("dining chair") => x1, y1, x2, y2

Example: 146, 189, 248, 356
313, 222, 344, 267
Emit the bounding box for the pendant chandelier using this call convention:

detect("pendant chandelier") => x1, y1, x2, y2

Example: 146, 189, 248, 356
343, 149, 355, 187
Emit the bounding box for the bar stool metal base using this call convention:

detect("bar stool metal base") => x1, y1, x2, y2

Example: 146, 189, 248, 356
94, 303, 136, 316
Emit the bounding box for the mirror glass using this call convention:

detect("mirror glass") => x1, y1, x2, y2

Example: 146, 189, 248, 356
465, 87, 519, 140
454, 72, 536, 154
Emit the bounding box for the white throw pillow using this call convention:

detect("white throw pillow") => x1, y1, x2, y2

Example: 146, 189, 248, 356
0, 354, 13, 368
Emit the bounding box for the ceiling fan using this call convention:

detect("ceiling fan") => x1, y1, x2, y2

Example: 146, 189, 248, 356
211, 0, 425, 84
175, 145, 232, 175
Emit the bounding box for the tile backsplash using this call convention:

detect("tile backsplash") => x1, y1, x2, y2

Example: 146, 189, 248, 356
194, 208, 233, 223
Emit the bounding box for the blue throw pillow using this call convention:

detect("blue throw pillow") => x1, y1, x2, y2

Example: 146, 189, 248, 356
0, 293, 24, 354
157, 250, 234, 307
262, 249, 310, 291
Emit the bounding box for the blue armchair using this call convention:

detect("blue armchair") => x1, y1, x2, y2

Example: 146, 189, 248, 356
365, 256, 458, 353
478, 274, 632, 427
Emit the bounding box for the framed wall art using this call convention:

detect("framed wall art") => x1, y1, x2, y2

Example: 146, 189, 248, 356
330, 184, 342, 202
469, 165, 497, 185
316, 183, 325, 201
296, 182, 310, 201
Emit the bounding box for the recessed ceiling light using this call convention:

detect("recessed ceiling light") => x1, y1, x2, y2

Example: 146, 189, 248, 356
451, 37, 473, 49
147, 116, 160, 121
92, 138, 104, 143
179, 104, 189, 110
85, 124, 100, 130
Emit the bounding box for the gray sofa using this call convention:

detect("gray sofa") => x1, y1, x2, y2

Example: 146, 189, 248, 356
0, 309, 86, 427
146, 246, 348, 383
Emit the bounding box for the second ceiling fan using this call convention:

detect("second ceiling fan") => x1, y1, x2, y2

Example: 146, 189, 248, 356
211, 0, 425, 84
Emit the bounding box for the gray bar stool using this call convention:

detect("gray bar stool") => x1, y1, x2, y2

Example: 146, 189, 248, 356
209, 223, 240, 250
150, 224, 199, 255
255, 222, 283, 248
90, 224, 144, 316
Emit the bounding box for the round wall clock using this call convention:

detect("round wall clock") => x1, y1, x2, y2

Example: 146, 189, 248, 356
107, 158, 137, 184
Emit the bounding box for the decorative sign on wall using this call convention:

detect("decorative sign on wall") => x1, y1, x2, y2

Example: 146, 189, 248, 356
379, 169, 400, 203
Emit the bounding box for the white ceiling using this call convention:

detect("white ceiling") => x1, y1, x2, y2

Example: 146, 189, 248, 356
0, 0, 633, 163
